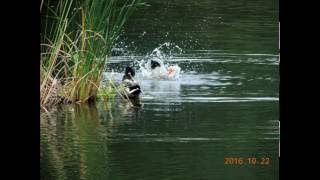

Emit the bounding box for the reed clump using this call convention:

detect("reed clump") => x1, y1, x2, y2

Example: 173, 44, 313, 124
40, 0, 143, 110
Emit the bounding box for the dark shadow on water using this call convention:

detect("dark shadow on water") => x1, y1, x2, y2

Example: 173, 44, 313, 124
130, 97, 143, 107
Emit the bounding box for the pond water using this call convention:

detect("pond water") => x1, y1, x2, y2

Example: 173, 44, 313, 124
40, 0, 279, 179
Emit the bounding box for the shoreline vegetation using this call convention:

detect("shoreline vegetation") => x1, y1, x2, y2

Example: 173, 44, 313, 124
40, 0, 144, 111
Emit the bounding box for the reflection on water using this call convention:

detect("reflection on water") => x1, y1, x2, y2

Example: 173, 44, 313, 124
41, 99, 279, 179
41, 0, 278, 179
40, 103, 143, 180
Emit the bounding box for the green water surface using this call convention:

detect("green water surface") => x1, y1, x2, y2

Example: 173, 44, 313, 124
40, 0, 279, 179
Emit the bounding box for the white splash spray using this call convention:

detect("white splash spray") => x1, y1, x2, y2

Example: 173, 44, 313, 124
137, 42, 182, 80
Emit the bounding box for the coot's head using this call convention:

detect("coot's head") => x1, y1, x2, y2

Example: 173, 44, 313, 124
125, 67, 135, 77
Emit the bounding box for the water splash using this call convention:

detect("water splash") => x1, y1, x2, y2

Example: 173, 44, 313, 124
137, 42, 182, 80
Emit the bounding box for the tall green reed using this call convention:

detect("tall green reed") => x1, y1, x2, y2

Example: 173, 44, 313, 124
40, 0, 143, 109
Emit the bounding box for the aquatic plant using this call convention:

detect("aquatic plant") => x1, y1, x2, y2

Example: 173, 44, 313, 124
40, 0, 143, 109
